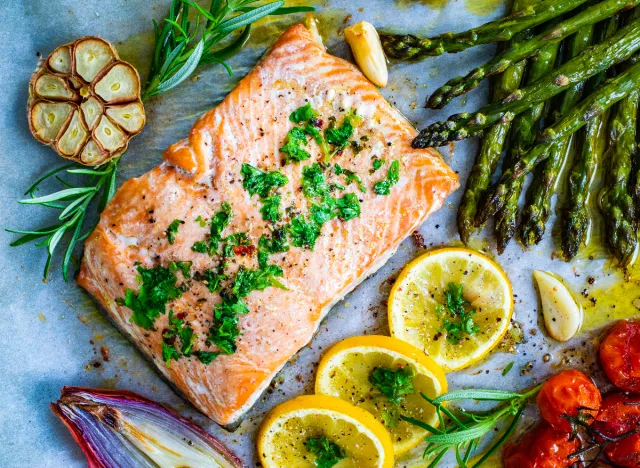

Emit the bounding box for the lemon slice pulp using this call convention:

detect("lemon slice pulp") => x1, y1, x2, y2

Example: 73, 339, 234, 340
258, 394, 394, 468
315, 335, 447, 454
389, 248, 513, 372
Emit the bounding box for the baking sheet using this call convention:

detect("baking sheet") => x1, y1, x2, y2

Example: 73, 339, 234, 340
0, 0, 635, 466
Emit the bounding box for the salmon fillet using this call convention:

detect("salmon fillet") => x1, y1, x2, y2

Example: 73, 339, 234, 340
78, 24, 459, 425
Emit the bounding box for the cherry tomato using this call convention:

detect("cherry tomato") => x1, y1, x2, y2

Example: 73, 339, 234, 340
605, 433, 640, 468
503, 422, 580, 468
600, 319, 640, 392
593, 392, 640, 439
536, 369, 602, 433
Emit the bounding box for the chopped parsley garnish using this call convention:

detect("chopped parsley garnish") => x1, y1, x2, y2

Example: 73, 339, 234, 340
374, 160, 400, 195
207, 297, 249, 354
290, 103, 318, 123
260, 195, 282, 223
310, 194, 361, 225
191, 203, 233, 255
241, 164, 288, 198
369, 366, 415, 405
196, 268, 226, 293
304, 123, 330, 160
195, 215, 207, 227
369, 366, 415, 428
162, 342, 181, 364
232, 265, 286, 298
325, 110, 361, 154
372, 157, 385, 172
221, 232, 249, 258
302, 163, 330, 198
258, 230, 289, 268
162, 310, 196, 363
334, 164, 366, 192
116, 265, 183, 330
194, 351, 219, 364
168, 261, 192, 278
436, 282, 480, 344
304, 436, 347, 468
280, 127, 311, 164
288, 215, 322, 250
165, 219, 184, 245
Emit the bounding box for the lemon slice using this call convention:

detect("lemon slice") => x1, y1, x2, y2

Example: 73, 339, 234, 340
389, 247, 513, 372
258, 394, 394, 468
315, 335, 447, 454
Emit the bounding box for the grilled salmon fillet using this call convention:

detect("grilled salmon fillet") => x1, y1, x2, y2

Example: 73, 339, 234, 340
78, 24, 459, 426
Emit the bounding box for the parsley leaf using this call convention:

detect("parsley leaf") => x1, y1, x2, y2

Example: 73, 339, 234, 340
304, 436, 347, 468
162, 341, 181, 365
258, 230, 289, 268
334, 164, 366, 193
163, 310, 196, 360
335, 193, 361, 221
165, 219, 184, 245
310, 194, 361, 225
436, 282, 480, 344
260, 195, 282, 223
116, 265, 183, 330
304, 124, 330, 160
290, 103, 318, 123
231, 265, 286, 298
374, 160, 400, 195
196, 268, 226, 293
241, 164, 288, 198
194, 351, 219, 364
280, 127, 311, 164
302, 163, 330, 198
195, 215, 207, 227
325, 110, 361, 155
207, 297, 249, 354
168, 261, 192, 278
369, 366, 415, 405
288, 215, 322, 250
191, 203, 233, 255
372, 158, 385, 172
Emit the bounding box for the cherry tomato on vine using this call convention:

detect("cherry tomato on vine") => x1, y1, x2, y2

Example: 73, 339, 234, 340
593, 392, 640, 439
536, 369, 602, 433
605, 432, 640, 467
502, 422, 581, 468
600, 319, 640, 392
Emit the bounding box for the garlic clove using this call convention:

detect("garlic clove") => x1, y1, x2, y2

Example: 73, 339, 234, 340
533, 270, 583, 342
34, 74, 78, 101
57, 109, 89, 157
48, 45, 72, 74
93, 115, 127, 152
344, 21, 388, 88
106, 102, 145, 134
30, 101, 74, 144
80, 139, 108, 165
80, 96, 103, 130
94, 62, 140, 103
74, 37, 116, 83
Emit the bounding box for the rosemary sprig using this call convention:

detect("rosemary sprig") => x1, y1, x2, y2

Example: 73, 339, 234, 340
9, 0, 313, 280
402, 385, 542, 467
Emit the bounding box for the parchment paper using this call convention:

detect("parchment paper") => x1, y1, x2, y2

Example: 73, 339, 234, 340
0, 1, 628, 466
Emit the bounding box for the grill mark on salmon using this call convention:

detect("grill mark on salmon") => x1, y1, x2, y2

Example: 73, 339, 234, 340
78, 24, 459, 426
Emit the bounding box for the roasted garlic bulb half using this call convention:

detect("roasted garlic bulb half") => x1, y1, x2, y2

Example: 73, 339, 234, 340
28, 36, 145, 166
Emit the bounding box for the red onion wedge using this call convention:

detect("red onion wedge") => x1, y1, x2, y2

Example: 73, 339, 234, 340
51, 386, 244, 468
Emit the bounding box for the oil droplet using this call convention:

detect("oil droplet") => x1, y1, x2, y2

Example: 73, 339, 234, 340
465, 0, 504, 16
38, 312, 46, 322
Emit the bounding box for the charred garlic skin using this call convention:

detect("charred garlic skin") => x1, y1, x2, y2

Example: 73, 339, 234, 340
28, 36, 145, 166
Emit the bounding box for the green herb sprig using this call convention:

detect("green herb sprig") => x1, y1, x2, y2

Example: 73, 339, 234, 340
9, 0, 313, 280
304, 435, 347, 468
436, 282, 480, 344
403, 385, 542, 467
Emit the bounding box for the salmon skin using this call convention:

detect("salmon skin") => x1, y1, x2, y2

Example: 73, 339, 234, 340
78, 24, 459, 426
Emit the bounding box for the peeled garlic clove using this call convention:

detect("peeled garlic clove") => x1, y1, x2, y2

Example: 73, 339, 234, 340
52, 387, 244, 468
533, 270, 583, 342
28, 36, 145, 165
344, 21, 388, 88
73, 37, 116, 83
305, 13, 325, 50
80, 96, 103, 130
48, 45, 71, 74
94, 115, 126, 152
57, 109, 88, 157
33, 73, 78, 101
94, 62, 140, 103
80, 139, 108, 165
29, 101, 74, 144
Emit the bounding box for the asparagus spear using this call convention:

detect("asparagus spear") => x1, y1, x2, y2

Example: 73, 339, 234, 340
493, 29, 562, 253
475, 57, 640, 227
562, 16, 620, 260
518, 22, 595, 247
413, 19, 640, 148
600, 90, 639, 265
380, 0, 588, 59
457, 0, 535, 245
426, 0, 639, 109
